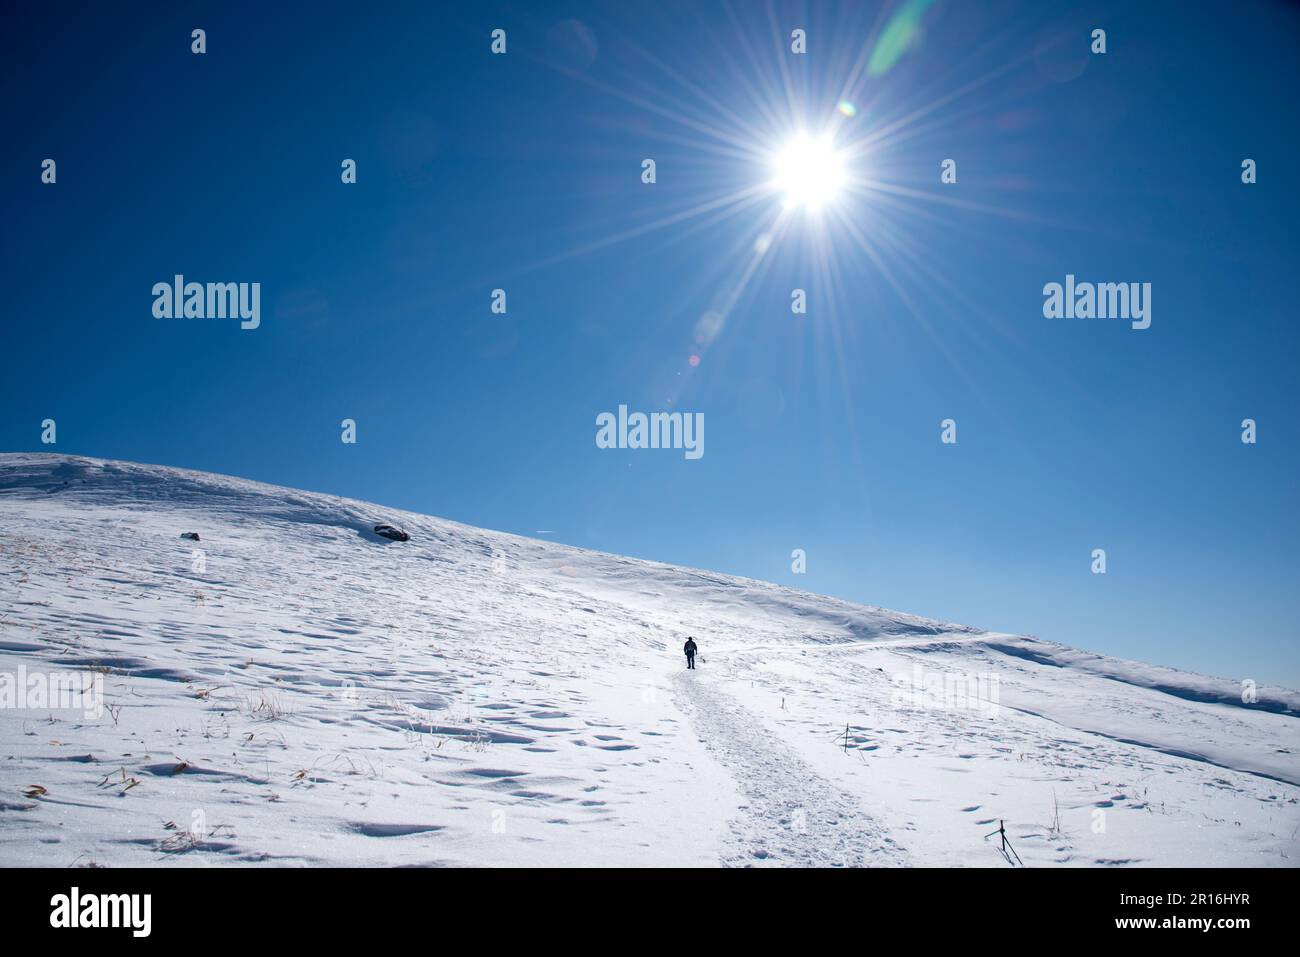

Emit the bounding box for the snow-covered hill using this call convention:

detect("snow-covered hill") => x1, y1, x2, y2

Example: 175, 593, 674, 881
1, 453, 1295, 867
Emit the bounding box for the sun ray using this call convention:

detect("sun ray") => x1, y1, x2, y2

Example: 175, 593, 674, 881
474, 1, 1129, 421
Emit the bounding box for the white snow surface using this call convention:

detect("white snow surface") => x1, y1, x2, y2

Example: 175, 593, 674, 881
0, 453, 1295, 867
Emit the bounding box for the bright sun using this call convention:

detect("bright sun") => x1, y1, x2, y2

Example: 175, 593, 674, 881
772, 133, 846, 211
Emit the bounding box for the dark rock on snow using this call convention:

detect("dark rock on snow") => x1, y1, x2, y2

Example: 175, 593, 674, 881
180, 532, 200, 541
373, 524, 410, 542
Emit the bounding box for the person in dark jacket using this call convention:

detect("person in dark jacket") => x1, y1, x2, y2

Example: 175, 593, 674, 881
683, 637, 698, 669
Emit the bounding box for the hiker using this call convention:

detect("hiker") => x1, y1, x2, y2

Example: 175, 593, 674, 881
684, 636, 698, 670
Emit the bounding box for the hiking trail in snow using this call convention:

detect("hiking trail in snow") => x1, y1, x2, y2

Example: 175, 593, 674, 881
674, 669, 907, 866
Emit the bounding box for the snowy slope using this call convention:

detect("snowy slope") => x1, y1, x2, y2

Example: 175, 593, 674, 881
0, 453, 1296, 867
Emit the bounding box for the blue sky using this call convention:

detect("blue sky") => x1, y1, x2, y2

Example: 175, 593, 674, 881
2, 1, 1298, 687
